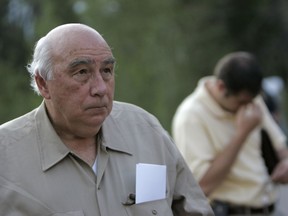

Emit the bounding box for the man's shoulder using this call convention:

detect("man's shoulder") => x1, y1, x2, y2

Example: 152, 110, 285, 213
112, 101, 147, 113
175, 92, 207, 117
110, 101, 161, 127
0, 109, 36, 130
0, 109, 37, 144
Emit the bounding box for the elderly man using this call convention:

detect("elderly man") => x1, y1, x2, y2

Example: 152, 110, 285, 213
0, 23, 213, 216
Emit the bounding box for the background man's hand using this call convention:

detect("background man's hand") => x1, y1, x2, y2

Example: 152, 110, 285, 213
271, 158, 288, 183
235, 103, 262, 138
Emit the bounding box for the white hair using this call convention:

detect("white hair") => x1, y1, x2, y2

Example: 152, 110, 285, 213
26, 36, 54, 95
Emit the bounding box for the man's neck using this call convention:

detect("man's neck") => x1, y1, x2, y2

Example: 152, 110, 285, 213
65, 136, 98, 166
205, 79, 219, 102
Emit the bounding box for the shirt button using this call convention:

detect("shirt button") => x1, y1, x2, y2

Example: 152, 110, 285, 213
152, 209, 157, 215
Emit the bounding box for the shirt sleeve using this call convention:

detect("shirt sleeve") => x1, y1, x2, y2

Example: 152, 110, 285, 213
256, 96, 287, 150
172, 109, 216, 182
162, 133, 214, 216
172, 155, 214, 216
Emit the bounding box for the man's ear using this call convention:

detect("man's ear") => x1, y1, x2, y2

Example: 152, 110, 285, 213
216, 79, 226, 92
35, 72, 51, 99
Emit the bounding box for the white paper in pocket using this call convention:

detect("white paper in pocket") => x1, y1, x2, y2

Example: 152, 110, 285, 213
135, 163, 166, 204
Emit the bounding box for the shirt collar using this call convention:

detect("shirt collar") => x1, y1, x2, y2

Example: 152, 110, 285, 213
36, 101, 132, 172
35, 102, 70, 172
101, 113, 133, 156
196, 76, 234, 119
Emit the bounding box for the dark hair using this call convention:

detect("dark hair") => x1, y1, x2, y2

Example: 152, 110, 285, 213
214, 51, 263, 97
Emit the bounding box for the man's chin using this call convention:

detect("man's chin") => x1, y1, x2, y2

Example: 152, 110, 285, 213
86, 116, 106, 128
75, 125, 102, 138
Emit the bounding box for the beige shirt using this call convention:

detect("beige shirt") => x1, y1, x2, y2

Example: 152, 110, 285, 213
172, 77, 287, 207
0, 101, 213, 216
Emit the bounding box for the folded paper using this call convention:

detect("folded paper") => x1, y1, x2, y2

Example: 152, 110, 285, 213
136, 163, 166, 204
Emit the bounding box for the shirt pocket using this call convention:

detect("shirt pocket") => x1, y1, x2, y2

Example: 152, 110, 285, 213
49, 211, 84, 216
124, 199, 173, 216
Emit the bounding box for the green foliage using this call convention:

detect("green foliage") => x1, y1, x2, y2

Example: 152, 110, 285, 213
1, 0, 287, 133
0, 62, 42, 123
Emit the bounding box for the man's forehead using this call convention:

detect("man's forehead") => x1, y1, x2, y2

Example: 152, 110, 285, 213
68, 56, 116, 67
55, 45, 114, 63
233, 91, 255, 103
68, 47, 113, 55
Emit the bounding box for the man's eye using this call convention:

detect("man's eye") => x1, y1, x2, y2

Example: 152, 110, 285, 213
101, 67, 114, 80
104, 68, 111, 73
78, 69, 89, 75
73, 69, 91, 81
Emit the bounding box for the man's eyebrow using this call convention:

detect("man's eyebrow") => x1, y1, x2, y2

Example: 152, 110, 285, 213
68, 57, 116, 69
68, 58, 95, 69
103, 57, 116, 65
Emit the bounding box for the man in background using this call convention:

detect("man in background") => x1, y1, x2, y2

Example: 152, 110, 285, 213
172, 51, 288, 216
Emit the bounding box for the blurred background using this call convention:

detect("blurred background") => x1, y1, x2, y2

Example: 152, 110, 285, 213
0, 0, 287, 134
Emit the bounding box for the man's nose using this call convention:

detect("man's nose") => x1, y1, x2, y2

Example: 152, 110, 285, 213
90, 72, 107, 96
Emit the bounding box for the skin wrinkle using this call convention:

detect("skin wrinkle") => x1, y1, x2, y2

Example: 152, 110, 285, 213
68, 57, 116, 72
